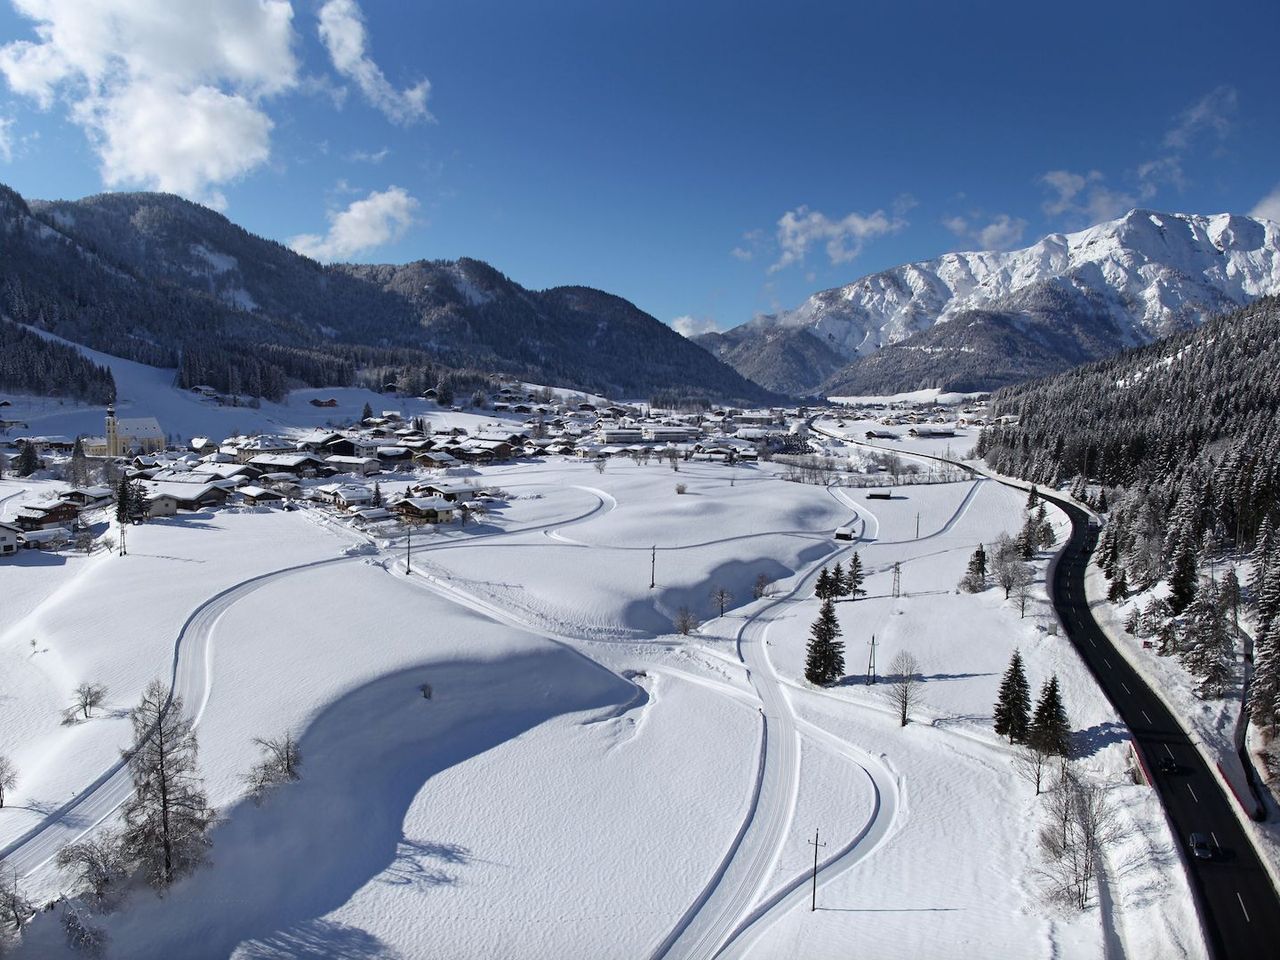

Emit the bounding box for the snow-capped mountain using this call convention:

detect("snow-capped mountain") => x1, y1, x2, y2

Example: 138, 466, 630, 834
699, 209, 1280, 395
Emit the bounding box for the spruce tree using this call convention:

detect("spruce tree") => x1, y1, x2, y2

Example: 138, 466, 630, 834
1180, 579, 1233, 699
1107, 568, 1129, 602
1027, 486, 1039, 509
361, 401, 374, 421
960, 544, 988, 592
831, 561, 846, 598
1249, 558, 1280, 727
15, 441, 39, 477
815, 567, 832, 600
804, 599, 845, 686
1028, 675, 1071, 757
371, 482, 383, 507
847, 552, 866, 598
1018, 513, 1038, 560
1251, 516, 1275, 603
1167, 528, 1199, 614
115, 475, 132, 524
993, 650, 1031, 742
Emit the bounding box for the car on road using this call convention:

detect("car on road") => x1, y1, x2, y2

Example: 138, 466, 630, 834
1190, 832, 1213, 861
1157, 756, 1178, 775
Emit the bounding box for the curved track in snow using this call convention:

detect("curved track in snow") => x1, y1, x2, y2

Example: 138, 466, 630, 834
0, 555, 356, 881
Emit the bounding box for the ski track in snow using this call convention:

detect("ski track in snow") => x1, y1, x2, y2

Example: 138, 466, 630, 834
0, 555, 358, 880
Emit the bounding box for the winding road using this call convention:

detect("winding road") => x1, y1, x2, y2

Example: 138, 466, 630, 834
811, 417, 1280, 960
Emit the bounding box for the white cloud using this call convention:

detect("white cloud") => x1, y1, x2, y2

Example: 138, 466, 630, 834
289, 185, 419, 261
0, 117, 13, 162
348, 146, 390, 164
1163, 85, 1237, 151
1253, 184, 1280, 223
671, 315, 718, 338
1039, 169, 1135, 225
770, 205, 904, 273
318, 0, 431, 125
0, 0, 298, 204
944, 212, 1026, 251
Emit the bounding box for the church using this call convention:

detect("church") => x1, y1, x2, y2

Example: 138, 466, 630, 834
82, 406, 166, 457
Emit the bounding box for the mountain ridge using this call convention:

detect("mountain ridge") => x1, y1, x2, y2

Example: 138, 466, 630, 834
699, 208, 1280, 396
1, 184, 776, 404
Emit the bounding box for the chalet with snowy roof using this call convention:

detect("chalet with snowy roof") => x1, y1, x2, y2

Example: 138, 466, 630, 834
325, 455, 381, 476
234, 435, 296, 464
313, 483, 373, 510
412, 481, 475, 502
413, 450, 458, 469
393, 496, 457, 524
237, 485, 285, 506
139, 477, 231, 510
60, 485, 114, 509
247, 452, 327, 477
12, 499, 80, 531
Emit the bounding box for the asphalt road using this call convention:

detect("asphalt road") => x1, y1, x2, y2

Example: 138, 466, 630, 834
808, 420, 1280, 959
1045, 490, 1280, 960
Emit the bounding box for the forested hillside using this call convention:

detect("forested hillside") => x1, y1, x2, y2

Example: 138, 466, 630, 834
1, 185, 773, 405
979, 295, 1280, 724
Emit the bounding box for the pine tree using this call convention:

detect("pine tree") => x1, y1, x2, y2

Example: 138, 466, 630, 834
1167, 526, 1199, 614
68, 436, 89, 487
119, 681, 215, 888
361, 401, 374, 421
804, 599, 845, 686
15, 440, 39, 477
115, 475, 132, 524
1018, 513, 1038, 560
1249, 558, 1280, 728
815, 567, 832, 600
960, 544, 988, 592
371, 482, 383, 507
1096, 488, 1109, 512
1027, 486, 1039, 509
993, 650, 1031, 742
1251, 516, 1275, 604
846, 552, 866, 598
831, 561, 846, 598
1124, 607, 1142, 635
1180, 579, 1233, 699
1028, 675, 1072, 757
128, 480, 150, 522
1107, 568, 1129, 602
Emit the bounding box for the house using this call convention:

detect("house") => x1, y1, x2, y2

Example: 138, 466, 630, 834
295, 430, 344, 453
60, 485, 115, 509
324, 436, 383, 459
309, 397, 339, 408
393, 496, 457, 524
237, 485, 285, 506
235, 435, 296, 464
0, 521, 19, 557
414, 481, 476, 502
413, 450, 458, 469
325, 455, 381, 476
313, 483, 374, 510
138, 479, 229, 511
12, 499, 81, 531
147, 494, 180, 518
247, 453, 327, 476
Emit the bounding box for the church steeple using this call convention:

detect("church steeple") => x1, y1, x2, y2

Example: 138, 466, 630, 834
105, 404, 118, 458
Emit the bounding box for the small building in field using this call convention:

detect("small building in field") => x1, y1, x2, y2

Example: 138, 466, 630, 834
393, 496, 458, 524
147, 494, 180, 518
413, 481, 475, 502
237, 485, 285, 507
60, 485, 115, 509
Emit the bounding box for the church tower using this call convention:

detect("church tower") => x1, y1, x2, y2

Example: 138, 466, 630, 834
106, 404, 119, 458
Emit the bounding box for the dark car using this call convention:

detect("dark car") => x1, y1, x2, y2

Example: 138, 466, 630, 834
1157, 756, 1178, 775
1189, 833, 1213, 861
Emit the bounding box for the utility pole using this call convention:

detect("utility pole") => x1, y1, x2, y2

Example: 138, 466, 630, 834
891, 561, 901, 598
808, 828, 826, 911
916, 511, 920, 539
118, 521, 127, 557
867, 633, 877, 685
650, 545, 656, 589
405, 523, 412, 574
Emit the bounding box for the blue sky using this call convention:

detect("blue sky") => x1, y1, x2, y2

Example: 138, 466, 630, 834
1, 0, 1277, 336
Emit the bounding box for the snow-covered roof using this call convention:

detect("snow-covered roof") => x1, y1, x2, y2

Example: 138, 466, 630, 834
115, 417, 163, 440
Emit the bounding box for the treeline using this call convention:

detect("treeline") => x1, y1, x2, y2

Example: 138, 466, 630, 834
979, 295, 1280, 554
0, 317, 116, 402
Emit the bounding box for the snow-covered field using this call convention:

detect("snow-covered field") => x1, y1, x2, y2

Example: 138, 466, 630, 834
1, 450, 1204, 958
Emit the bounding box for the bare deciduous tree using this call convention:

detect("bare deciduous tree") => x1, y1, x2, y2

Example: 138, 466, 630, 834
752, 573, 771, 600
62, 904, 108, 958
886, 651, 921, 726
711, 586, 732, 617
56, 833, 127, 908
1036, 770, 1121, 909
0, 866, 34, 931
73, 682, 108, 719
242, 732, 302, 804
594, 457, 608, 475
1013, 743, 1052, 795
673, 607, 699, 636
0, 755, 15, 808
120, 681, 215, 888
1012, 564, 1035, 618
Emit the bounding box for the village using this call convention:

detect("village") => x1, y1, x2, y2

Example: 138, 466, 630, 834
0, 383, 994, 555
